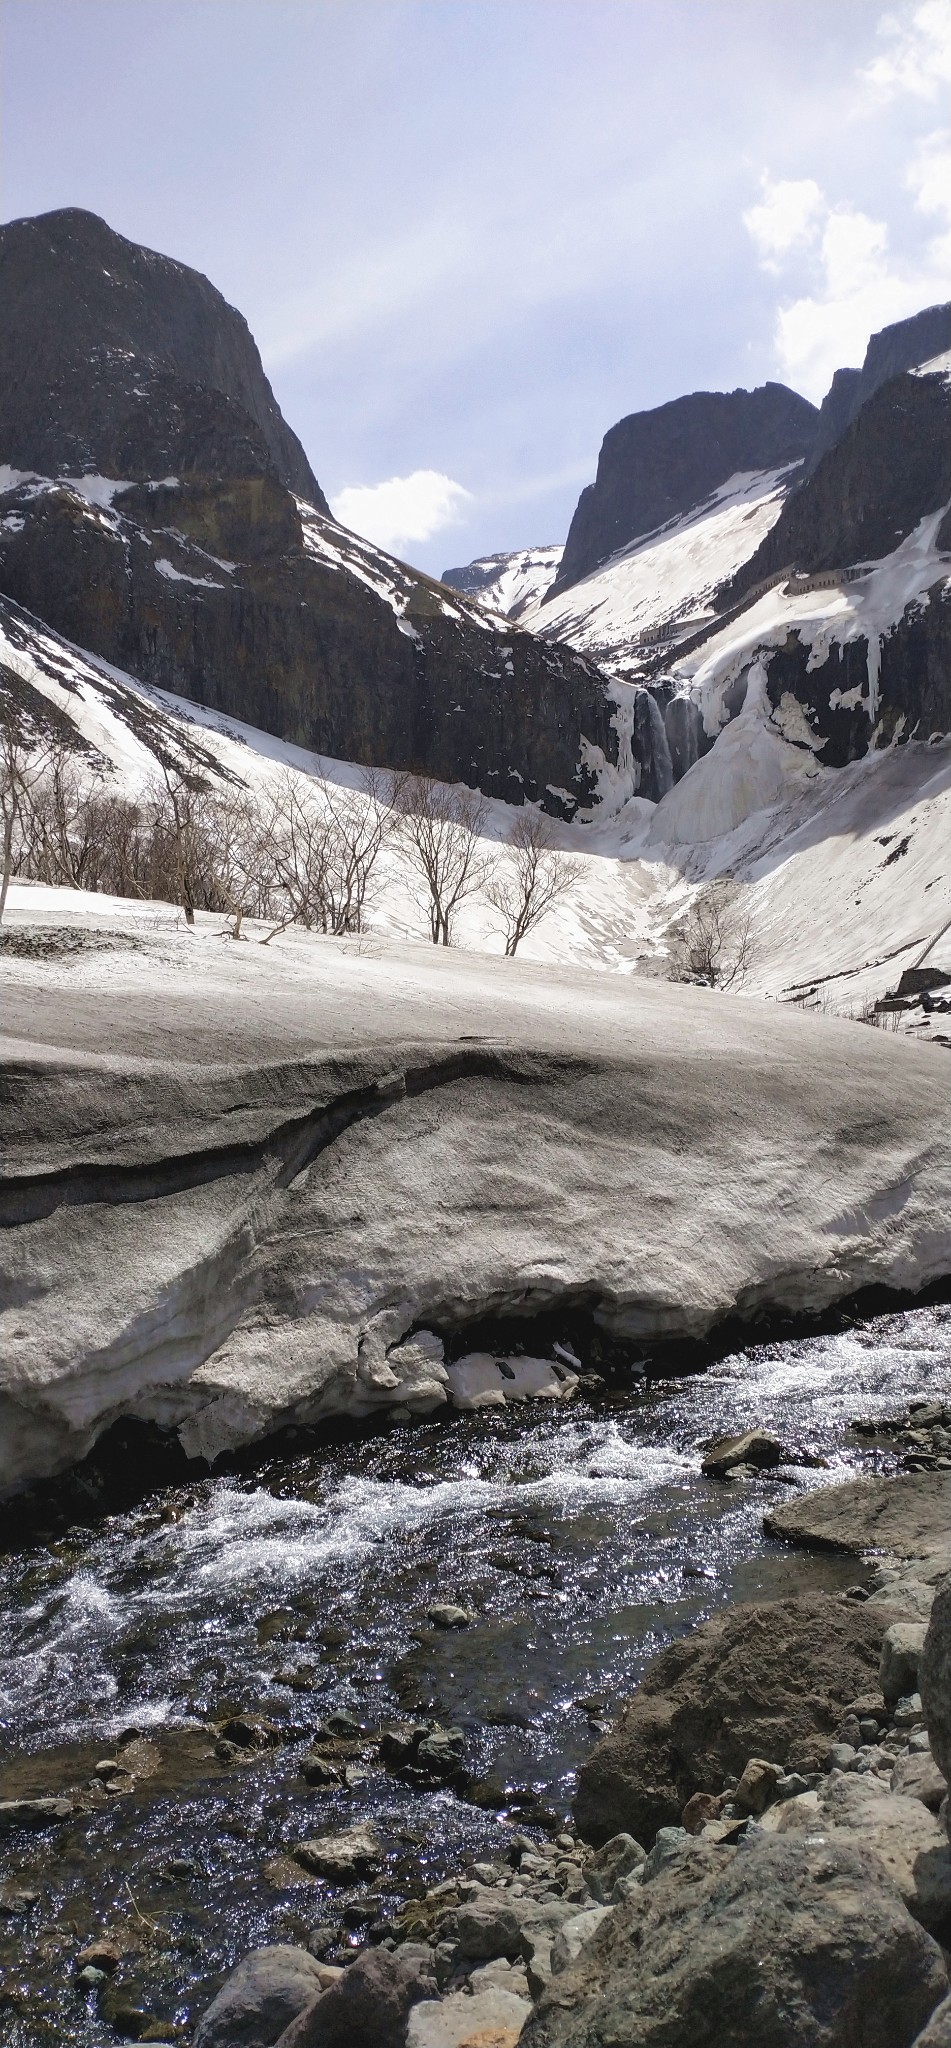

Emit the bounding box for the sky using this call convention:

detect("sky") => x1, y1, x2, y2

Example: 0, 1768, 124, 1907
1, 0, 949, 572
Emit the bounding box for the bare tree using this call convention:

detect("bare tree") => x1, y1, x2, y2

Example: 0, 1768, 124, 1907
679, 881, 756, 990
485, 808, 574, 957
0, 696, 49, 924
391, 773, 494, 946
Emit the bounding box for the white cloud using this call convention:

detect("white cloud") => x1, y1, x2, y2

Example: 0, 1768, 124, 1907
743, 178, 825, 272
861, 0, 951, 101
331, 470, 473, 554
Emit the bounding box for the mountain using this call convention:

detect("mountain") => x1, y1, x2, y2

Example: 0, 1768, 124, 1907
809, 301, 951, 469
0, 207, 325, 503
0, 210, 614, 812
440, 543, 563, 620
547, 383, 818, 598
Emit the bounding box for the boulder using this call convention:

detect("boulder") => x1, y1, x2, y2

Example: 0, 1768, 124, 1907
701, 1430, 785, 1477
292, 1827, 382, 1883
734, 1757, 783, 1815
921, 1576, 951, 1814
774, 1773, 951, 1935
550, 1907, 613, 1975
891, 1750, 948, 1812
518, 1833, 948, 2048
582, 1832, 646, 1902
764, 1472, 951, 1561
882, 1622, 929, 1706
453, 1901, 523, 1961
0, 1797, 74, 1828
573, 1594, 890, 1846
275, 1946, 435, 2048
194, 1945, 326, 2048
405, 1985, 531, 2048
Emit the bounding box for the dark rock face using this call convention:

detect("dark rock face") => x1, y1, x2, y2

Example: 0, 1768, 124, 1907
858, 303, 951, 413
0, 208, 620, 806
720, 373, 951, 605
758, 586, 951, 764
808, 305, 951, 472
573, 1594, 890, 1848
549, 383, 818, 597
809, 366, 863, 470
0, 208, 325, 504
0, 475, 614, 808
520, 1834, 948, 2048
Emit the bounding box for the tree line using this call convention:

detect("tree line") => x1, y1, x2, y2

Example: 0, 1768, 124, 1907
0, 699, 573, 955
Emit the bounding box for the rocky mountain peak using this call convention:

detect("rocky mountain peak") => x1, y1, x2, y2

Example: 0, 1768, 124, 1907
0, 206, 326, 505
547, 381, 818, 599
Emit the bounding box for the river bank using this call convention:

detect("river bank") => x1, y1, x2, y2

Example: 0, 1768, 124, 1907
0, 1298, 949, 2044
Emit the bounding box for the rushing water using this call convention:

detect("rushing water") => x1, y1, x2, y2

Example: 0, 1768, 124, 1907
1, 1300, 950, 2044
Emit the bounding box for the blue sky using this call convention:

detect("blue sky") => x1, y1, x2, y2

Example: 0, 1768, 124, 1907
2, 0, 949, 571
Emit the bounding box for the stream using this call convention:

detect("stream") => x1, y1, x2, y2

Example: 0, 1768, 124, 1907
1, 1297, 950, 2044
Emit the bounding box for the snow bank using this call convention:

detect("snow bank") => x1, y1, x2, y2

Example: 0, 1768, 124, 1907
1, 931, 949, 1492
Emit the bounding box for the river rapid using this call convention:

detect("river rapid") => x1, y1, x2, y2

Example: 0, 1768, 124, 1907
1, 1299, 950, 2045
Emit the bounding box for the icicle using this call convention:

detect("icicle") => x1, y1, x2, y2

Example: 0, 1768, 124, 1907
865, 631, 881, 727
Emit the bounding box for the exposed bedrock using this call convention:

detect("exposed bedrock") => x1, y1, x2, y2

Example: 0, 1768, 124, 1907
0, 207, 324, 502
719, 372, 951, 608
757, 582, 951, 763
2, 943, 950, 1495
0, 485, 614, 809
549, 383, 817, 596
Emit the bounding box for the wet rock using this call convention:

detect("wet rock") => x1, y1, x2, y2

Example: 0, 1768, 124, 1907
405, 1984, 532, 2047
300, 1755, 343, 1788
74, 1939, 121, 1974
194, 1945, 327, 2048
293, 1826, 383, 1883
518, 1834, 948, 2048
764, 1471, 951, 1560
219, 1715, 283, 1751
276, 1946, 435, 2048
415, 1727, 466, 1778
0, 1796, 74, 1828
882, 1623, 928, 1707
426, 1605, 472, 1630
582, 1832, 646, 1902
701, 1431, 786, 1477
322, 1710, 363, 1739
574, 1594, 889, 1847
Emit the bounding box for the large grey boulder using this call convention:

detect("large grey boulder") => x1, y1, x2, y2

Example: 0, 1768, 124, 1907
194, 1945, 326, 2048
274, 1946, 435, 2048
774, 1772, 951, 1935
764, 1472, 951, 1562
921, 1575, 951, 1818
882, 1622, 929, 1706
519, 1834, 948, 2048
574, 1593, 891, 1846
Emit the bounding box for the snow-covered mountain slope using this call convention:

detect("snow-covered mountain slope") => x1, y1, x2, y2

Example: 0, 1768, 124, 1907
660, 503, 951, 798
518, 467, 798, 673
440, 543, 563, 620
3, 590, 949, 1043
